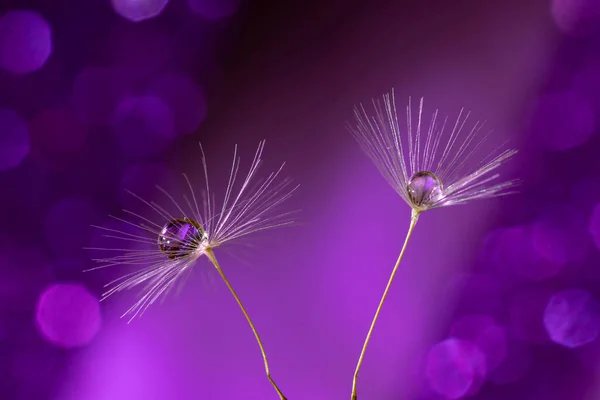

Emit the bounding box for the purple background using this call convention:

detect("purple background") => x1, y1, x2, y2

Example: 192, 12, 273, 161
1, 0, 600, 399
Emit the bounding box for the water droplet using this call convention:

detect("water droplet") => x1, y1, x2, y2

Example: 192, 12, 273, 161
406, 171, 443, 209
158, 218, 205, 259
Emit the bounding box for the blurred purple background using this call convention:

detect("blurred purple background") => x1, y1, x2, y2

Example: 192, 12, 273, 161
1, 0, 600, 399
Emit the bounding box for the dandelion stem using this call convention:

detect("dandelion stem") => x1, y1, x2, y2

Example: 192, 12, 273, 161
205, 248, 287, 400
351, 208, 420, 400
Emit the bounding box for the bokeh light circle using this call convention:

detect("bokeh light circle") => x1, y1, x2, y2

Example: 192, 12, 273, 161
35, 282, 101, 348
112, 95, 176, 159
425, 338, 487, 399
450, 315, 508, 371
551, 0, 600, 36
0, 108, 30, 171
544, 289, 600, 348
111, 0, 170, 22
0, 10, 52, 74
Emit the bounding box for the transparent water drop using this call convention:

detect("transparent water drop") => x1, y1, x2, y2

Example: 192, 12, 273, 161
406, 171, 443, 209
157, 218, 205, 259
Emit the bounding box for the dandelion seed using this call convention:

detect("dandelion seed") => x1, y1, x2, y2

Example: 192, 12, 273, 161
347, 90, 518, 400
87, 140, 297, 400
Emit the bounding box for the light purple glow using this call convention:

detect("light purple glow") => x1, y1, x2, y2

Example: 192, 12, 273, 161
450, 315, 508, 372
0, 108, 29, 171
544, 289, 600, 348
111, 0, 170, 22
0, 10, 52, 74
187, 0, 241, 20
425, 338, 487, 399
112, 96, 176, 159
551, 0, 600, 36
35, 282, 101, 348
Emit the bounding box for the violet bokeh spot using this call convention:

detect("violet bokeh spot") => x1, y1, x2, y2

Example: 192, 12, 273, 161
149, 74, 207, 136
44, 197, 102, 256
0, 10, 52, 74
35, 282, 101, 348
450, 315, 508, 372
71, 67, 135, 125
112, 96, 176, 159
551, 0, 600, 36
544, 289, 600, 348
532, 205, 591, 266
425, 338, 487, 399
187, 0, 241, 20
0, 108, 30, 171
530, 90, 595, 151
111, 0, 170, 22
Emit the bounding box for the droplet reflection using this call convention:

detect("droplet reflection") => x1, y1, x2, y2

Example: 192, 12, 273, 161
158, 218, 206, 259
406, 171, 443, 209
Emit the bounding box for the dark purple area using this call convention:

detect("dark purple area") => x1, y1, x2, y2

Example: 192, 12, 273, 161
0, 0, 599, 399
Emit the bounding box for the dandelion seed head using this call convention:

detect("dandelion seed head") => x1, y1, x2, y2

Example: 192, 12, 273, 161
87, 140, 298, 321
350, 90, 518, 213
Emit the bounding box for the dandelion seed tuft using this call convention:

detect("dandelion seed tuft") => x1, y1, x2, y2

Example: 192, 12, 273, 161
349, 90, 519, 213
86, 140, 298, 321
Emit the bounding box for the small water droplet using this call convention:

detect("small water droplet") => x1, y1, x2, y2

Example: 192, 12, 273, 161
157, 218, 205, 259
406, 171, 443, 209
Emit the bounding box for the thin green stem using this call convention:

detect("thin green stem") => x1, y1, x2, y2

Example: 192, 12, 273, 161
205, 248, 287, 400
351, 209, 420, 400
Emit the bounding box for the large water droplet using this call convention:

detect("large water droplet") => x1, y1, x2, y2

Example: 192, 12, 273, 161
157, 218, 205, 259
406, 171, 443, 209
